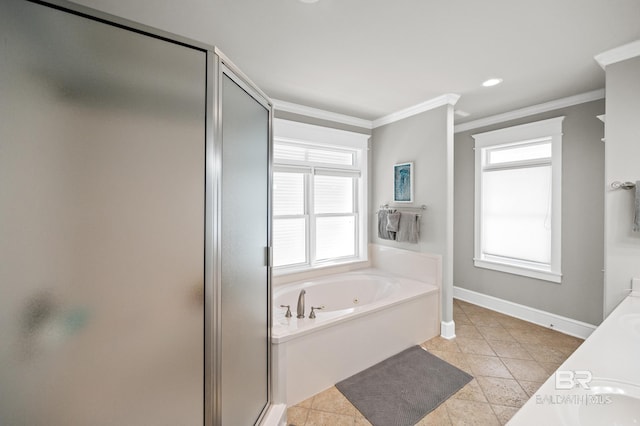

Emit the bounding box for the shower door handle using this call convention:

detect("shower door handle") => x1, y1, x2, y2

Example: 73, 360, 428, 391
266, 246, 273, 268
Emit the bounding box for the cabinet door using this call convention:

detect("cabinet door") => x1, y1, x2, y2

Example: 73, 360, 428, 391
220, 71, 271, 425
0, 1, 205, 424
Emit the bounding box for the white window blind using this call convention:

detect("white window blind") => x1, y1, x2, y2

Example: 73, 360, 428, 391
273, 218, 306, 267
273, 172, 305, 216
314, 175, 354, 214
274, 143, 354, 166
482, 165, 552, 264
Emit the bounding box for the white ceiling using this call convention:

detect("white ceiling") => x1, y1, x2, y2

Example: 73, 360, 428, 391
75, 0, 640, 123
205, 0, 640, 123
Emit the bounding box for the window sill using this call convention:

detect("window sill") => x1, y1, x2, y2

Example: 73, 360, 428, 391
473, 258, 562, 283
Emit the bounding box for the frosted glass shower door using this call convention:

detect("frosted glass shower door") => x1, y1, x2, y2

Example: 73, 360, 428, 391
0, 1, 206, 424
220, 72, 271, 425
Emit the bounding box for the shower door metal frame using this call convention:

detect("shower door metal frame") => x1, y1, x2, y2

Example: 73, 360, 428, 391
19, 2, 274, 425
210, 51, 274, 426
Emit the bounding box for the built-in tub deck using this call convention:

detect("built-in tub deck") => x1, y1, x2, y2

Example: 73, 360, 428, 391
272, 268, 438, 344
272, 248, 441, 407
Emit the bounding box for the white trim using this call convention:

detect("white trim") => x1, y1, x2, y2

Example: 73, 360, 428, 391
597, 114, 606, 123
453, 286, 597, 339
260, 403, 287, 426
272, 99, 373, 130
440, 320, 456, 340
473, 117, 564, 283
455, 89, 604, 133
594, 39, 640, 69
473, 259, 562, 283
372, 93, 460, 128
273, 93, 462, 131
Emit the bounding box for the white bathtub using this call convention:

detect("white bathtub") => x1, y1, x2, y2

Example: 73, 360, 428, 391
272, 264, 440, 406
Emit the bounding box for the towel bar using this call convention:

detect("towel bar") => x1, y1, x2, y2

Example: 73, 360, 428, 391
379, 203, 427, 211
611, 181, 636, 190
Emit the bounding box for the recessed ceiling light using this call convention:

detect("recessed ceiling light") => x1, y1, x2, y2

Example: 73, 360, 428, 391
299, 0, 320, 3
482, 78, 503, 87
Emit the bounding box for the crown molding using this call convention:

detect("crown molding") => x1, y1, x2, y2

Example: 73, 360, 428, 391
594, 39, 640, 69
372, 93, 460, 129
454, 89, 605, 134
271, 99, 373, 129
273, 93, 461, 131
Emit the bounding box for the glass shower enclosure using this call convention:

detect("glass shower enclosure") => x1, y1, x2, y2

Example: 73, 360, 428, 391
0, 1, 272, 425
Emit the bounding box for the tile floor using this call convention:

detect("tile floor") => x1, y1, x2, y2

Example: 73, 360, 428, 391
286, 298, 584, 426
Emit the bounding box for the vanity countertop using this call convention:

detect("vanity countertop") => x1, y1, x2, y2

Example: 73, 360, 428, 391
509, 294, 640, 425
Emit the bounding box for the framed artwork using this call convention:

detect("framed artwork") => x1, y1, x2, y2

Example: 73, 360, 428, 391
393, 162, 413, 203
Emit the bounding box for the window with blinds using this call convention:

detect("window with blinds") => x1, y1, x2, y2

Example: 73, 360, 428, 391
473, 117, 564, 283
272, 121, 368, 271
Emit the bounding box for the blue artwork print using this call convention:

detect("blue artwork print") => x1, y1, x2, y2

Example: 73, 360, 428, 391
394, 163, 412, 202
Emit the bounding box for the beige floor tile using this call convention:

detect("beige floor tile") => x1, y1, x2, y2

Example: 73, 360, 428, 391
354, 413, 372, 426
452, 379, 487, 403
522, 343, 568, 364
501, 358, 550, 382
296, 396, 314, 409
487, 340, 533, 360
491, 404, 520, 425
445, 399, 500, 425
555, 339, 583, 355
455, 300, 482, 312
461, 307, 493, 318
456, 337, 496, 356
506, 328, 544, 345
538, 360, 564, 374
455, 324, 484, 339
305, 409, 355, 426
423, 336, 461, 352
465, 354, 513, 379
476, 325, 516, 342
498, 315, 537, 330
466, 313, 503, 328
476, 376, 529, 408
518, 380, 544, 397
310, 387, 356, 416
416, 403, 452, 425
539, 333, 584, 353
428, 350, 473, 375
453, 311, 472, 325
287, 406, 310, 426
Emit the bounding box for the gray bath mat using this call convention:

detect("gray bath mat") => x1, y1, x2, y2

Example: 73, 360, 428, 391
336, 346, 472, 426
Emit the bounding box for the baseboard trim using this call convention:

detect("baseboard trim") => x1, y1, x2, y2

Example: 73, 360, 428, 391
261, 403, 287, 426
453, 286, 597, 339
440, 320, 456, 340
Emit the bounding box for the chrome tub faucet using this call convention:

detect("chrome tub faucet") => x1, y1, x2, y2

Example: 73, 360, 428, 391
296, 289, 306, 318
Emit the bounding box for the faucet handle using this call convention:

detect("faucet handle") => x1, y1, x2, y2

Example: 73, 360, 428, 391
280, 304, 292, 318
309, 306, 323, 319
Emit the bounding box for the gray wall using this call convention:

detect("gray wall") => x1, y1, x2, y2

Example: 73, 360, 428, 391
371, 106, 448, 253
370, 106, 453, 324
603, 56, 640, 315
454, 99, 605, 326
